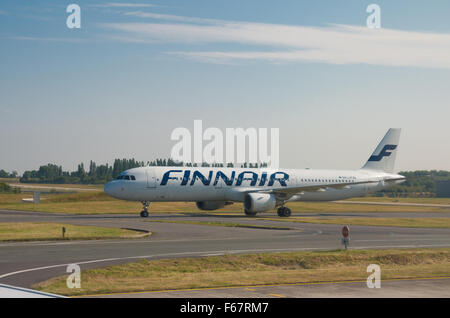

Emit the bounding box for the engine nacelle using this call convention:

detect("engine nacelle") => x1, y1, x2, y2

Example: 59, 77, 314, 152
244, 193, 277, 212
196, 201, 226, 211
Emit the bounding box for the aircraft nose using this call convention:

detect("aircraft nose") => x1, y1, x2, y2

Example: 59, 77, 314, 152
104, 181, 117, 197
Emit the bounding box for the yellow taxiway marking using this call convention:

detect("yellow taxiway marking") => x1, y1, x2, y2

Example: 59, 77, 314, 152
74, 276, 450, 298
268, 293, 286, 298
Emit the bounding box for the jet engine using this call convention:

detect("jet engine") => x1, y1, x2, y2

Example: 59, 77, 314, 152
196, 201, 227, 211
244, 193, 277, 213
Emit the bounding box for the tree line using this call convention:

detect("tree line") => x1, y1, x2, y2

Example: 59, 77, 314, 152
381, 170, 450, 195
18, 159, 146, 184
3, 159, 268, 184
0, 170, 18, 178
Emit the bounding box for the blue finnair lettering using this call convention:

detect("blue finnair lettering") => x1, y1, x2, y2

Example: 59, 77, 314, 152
258, 172, 267, 186
181, 170, 190, 186
190, 170, 213, 186
160, 170, 289, 187
236, 171, 258, 186
368, 144, 397, 162
213, 171, 235, 186
268, 172, 289, 186
160, 170, 182, 186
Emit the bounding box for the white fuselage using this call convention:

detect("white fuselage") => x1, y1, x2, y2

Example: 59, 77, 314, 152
104, 166, 405, 203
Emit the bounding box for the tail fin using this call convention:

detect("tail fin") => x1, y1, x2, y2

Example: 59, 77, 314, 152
362, 128, 401, 173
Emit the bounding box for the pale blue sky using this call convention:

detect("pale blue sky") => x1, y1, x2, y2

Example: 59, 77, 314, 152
1, 0, 450, 173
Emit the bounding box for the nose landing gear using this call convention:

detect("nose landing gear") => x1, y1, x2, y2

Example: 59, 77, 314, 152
277, 206, 291, 217
140, 201, 150, 217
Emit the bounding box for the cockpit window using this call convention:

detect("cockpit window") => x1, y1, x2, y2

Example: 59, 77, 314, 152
116, 174, 136, 180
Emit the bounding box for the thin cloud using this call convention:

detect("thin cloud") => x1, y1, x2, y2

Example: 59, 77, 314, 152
100, 15, 450, 69
9, 36, 90, 43
124, 11, 225, 24
93, 2, 156, 8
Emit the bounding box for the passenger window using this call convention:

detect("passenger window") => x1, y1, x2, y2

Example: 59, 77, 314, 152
124, 175, 130, 180
130, 175, 136, 181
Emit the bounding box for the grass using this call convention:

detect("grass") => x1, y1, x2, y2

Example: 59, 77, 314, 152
1, 192, 449, 215
33, 248, 450, 296
0, 222, 148, 242
0, 180, 103, 190
344, 197, 450, 205
259, 216, 450, 228
146, 219, 291, 230
0, 178, 20, 183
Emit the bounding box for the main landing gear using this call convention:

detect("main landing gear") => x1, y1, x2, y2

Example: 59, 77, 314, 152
277, 206, 291, 217
140, 201, 150, 218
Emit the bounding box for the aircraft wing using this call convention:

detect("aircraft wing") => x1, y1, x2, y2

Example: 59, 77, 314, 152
247, 179, 380, 196
230, 176, 404, 200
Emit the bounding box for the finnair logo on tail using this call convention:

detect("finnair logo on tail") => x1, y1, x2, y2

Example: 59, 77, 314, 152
368, 144, 397, 162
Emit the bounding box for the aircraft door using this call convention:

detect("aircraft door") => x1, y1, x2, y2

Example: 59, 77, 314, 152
146, 168, 157, 188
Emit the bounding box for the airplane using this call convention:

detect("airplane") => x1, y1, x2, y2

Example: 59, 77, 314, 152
104, 128, 405, 217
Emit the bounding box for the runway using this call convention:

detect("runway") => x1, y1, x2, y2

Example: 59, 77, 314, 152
87, 278, 450, 298
1, 209, 450, 296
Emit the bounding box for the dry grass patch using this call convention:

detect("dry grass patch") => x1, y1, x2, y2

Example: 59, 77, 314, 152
33, 248, 450, 296
0, 222, 147, 242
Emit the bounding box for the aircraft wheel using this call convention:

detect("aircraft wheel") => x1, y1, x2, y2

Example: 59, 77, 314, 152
244, 209, 257, 217
140, 210, 149, 218
277, 207, 291, 217
277, 207, 284, 217
283, 207, 291, 217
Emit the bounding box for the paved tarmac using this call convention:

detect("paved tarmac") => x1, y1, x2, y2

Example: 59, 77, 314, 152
0, 209, 449, 297
89, 278, 450, 298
